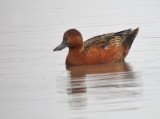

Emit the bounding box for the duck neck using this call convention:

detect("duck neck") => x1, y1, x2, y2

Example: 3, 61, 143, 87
66, 46, 84, 66
68, 45, 84, 55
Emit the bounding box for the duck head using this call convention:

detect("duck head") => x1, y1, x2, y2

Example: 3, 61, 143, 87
54, 29, 83, 51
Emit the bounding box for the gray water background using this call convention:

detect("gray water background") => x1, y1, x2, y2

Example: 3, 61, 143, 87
0, 0, 160, 119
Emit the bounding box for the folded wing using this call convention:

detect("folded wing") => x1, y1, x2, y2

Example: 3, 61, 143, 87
84, 28, 139, 52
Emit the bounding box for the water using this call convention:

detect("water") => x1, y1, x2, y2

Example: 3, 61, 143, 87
0, 0, 160, 119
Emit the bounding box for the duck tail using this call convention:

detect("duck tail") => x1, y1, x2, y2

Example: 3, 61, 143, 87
126, 28, 139, 49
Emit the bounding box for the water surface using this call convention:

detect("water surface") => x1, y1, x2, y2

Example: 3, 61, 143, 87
0, 0, 160, 119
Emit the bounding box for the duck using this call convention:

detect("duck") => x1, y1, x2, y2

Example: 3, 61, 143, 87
54, 28, 139, 66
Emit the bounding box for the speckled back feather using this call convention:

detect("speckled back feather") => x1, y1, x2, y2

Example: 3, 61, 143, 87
83, 29, 133, 52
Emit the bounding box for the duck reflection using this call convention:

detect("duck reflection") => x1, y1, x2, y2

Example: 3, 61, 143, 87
66, 62, 136, 94
66, 62, 141, 110
66, 62, 132, 78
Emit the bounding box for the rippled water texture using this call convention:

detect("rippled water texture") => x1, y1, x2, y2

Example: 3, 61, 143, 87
0, 0, 160, 119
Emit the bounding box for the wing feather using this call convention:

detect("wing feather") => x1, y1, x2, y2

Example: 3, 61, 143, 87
84, 29, 131, 52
